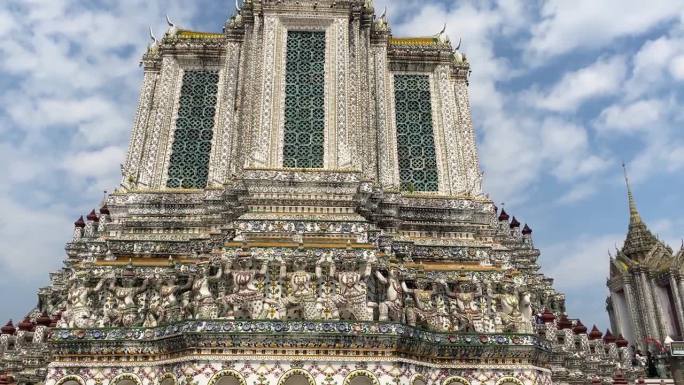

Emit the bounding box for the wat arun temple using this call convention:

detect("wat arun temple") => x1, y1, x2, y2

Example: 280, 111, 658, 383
0, 1, 672, 384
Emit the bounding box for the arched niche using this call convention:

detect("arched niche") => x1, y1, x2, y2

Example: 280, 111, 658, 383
55, 375, 86, 385
343, 370, 380, 385
495, 377, 524, 385
157, 373, 177, 385
411, 374, 427, 385
111, 373, 142, 385
208, 370, 247, 385
278, 369, 316, 385
442, 376, 470, 385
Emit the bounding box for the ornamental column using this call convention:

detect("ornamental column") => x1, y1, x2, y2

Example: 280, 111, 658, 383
636, 270, 656, 341
647, 272, 667, 340
623, 277, 644, 349
640, 270, 662, 341
669, 273, 684, 337
678, 276, 684, 322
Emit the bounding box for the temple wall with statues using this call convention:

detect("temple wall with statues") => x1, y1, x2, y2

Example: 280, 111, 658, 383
0, 1, 651, 385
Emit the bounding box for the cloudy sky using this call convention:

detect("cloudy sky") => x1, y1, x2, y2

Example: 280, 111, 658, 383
0, 0, 683, 330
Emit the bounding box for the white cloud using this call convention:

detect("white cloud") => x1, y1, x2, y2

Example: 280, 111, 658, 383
540, 233, 623, 324
62, 146, 126, 179
625, 34, 684, 99
0, 0, 205, 318
526, 0, 682, 60
669, 55, 684, 80
627, 140, 684, 183
544, 234, 614, 291
595, 99, 666, 135
556, 183, 598, 205
527, 56, 627, 112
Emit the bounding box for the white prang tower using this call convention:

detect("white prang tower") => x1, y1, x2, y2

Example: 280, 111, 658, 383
0, 2, 642, 385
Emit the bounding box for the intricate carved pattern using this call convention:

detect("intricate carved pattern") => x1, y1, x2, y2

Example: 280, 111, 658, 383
374, 46, 395, 188
124, 71, 158, 187
55, 375, 86, 385
343, 371, 380, 385
348, 19, 360, 171
436, 65, 462, 195
393, 75, 438, 192
254, 16, 278, 167
278, 369, 316, 385
208, 370, 246, 385
112, 373, 143, 385
166, 70, 219, 188
442, 376, 470, 385
283, 31, 326, 168
335, 18, 351, 169
453, 80, 482, 195
209, 42, 241, 185
142, 56, 178, 188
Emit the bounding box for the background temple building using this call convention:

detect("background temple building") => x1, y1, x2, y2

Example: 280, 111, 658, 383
0, 1, 652, 384
607, 169, 684, 371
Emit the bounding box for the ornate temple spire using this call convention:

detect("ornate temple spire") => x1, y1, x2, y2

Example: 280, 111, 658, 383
622, 163, 641, 225
620, 163, 661, 261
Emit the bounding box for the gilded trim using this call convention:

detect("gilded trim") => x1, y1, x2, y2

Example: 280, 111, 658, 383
343, 370, 380, 385
111, 373, 143, 385
55, 375, 86, 385
442, 376, 469, 385
207, 370, 247, 385
277, 369, 316, 385
495, 377, 524, 385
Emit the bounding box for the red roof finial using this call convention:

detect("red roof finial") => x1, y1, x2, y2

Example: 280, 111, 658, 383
541, 308, 555, 323
509, 216, 520, 228
0, 373, 13, 385
1, 320, 15, 335
557, 314, 572, 329
49, 312, 61, 328
573, 320, 587, 334
616, 334, 629, 347
99, 205, 110, 215
498, 209, 510, 221
86, 209, 99, 222
74, 216, 86, 228
613, 370, 628, 385
17, 316, 34, 332
36, 311, 51, 327
522, 224, 532, 235
603, 329, 616, 343
588, 325, 603, 340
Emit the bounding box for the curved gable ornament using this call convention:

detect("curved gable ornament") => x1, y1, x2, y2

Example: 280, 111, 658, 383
343, 370, 380, 385
495, 377, 524, 385
277, 369, 316, 385
208, 370, 247, 385
442, 376, 470, 385
111, 373, 143, 385
55, 375, 86, 385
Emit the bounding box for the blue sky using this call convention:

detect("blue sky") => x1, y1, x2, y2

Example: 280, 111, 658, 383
0, 0, 683, 330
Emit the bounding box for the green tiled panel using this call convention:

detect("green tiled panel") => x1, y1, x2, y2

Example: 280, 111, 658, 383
167, 70, 219, 189
394, 74, 439, 192
283, 31, 326, 168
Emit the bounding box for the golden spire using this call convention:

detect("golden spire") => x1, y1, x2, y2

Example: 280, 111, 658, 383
622, 162, 641, 225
